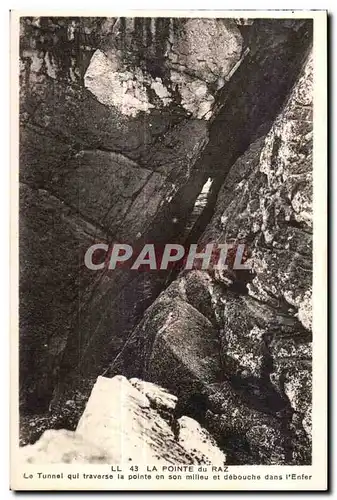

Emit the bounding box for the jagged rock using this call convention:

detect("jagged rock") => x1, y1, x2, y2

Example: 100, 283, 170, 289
20, 376, 226, 465
84, 18, 242, 119
178, 416, 224, 463
129, 378, 178, 412
111, 50, 313, 465
20, 17, 313, 468
19, 17, 243, 411
202, 51, 313, 460
205, 380, 289, 465
110, 271, 222, 396
202, 52, 313, 329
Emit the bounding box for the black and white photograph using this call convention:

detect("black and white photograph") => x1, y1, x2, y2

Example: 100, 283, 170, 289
10, 10, 327, 491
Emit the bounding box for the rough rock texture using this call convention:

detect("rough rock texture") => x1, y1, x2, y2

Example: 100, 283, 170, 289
20, 376, 226, 465
20, 17, 313, 466
84, 19, 242, 119
20, 17, 312, 415
19, 17, 243, 412
202, 54, 313, 465
112, 50, 313, 465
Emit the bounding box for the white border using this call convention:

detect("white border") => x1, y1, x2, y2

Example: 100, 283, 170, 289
5, 5, 329, 496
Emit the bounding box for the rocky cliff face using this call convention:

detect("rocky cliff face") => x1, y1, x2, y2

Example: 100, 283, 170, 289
20, 17, 242, 411
20, 17, 313, 465
111, 50, 313, 465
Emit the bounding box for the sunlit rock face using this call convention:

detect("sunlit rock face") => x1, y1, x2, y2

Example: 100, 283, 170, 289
84, 18, 242, 119
19, 376, 226, 465
19, 17, 243, 412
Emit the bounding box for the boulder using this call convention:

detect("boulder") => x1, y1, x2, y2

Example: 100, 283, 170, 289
20, 376, 226, 465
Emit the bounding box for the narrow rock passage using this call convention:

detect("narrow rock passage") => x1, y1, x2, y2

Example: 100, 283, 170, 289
19, 17, 313, 466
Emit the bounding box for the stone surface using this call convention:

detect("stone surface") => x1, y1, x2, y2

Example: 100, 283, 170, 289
19, 429, 110, 464
202, 52, 313, 327
19, 17, 243, 411
111, 51, 313, 465
84, 18, 242, 120
202, 53, 314, 462
19, 17, 313, 467
111, 271, 222, 395
20, 376, 226, 465
129, 378, 178, 412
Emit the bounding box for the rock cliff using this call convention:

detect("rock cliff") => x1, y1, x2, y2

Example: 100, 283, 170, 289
19, 17, 313, 465
109, 48, 313, 465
